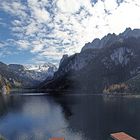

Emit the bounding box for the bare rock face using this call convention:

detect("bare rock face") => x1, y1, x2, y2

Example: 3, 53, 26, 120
40, 28, 140, 93
82, 28, 140, 52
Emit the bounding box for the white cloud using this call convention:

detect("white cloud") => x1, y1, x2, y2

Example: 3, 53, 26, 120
25, 21, 39, 35
0, 1, 27, 19
103, 0, 118, 12
31, 40, 45, 53
34, 8, 49, 23
16, 40, 30, 49
28, 0, 50, 23
57, 0, 81, 13
1, 0, 140, 64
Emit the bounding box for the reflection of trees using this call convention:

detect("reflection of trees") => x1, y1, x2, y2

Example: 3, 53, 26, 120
0, 95, 24, 117
0, 95, 10, 116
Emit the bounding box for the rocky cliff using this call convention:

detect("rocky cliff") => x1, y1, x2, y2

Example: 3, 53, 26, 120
40, 28, 140, 93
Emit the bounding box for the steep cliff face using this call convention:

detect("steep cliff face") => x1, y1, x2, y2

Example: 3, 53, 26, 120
81, 33, 118, 51
40, 28, 140, 93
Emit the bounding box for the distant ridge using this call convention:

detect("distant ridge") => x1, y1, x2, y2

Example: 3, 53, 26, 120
0, 62, 57, 89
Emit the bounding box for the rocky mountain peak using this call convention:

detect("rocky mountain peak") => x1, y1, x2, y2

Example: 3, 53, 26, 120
41, 28, 140, 93
82, 28, 140, 52
0, 62, 57, 89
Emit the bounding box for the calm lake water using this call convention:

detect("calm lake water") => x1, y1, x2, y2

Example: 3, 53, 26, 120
0, 93, 140, 140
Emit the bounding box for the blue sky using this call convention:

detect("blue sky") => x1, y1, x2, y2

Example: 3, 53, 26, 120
0, 0, 140, 65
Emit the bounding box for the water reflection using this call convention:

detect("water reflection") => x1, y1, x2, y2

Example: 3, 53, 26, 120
0, 93, 140, 140
53, 94, 140, 140
0, 95, 87, 140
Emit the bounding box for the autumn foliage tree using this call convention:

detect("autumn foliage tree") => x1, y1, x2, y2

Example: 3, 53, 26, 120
103, 83, 128, 94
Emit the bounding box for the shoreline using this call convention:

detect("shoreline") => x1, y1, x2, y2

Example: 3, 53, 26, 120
2, 89, 139, 98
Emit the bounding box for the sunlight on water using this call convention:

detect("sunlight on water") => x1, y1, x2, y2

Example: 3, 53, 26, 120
0, 93, 140, 140
0, 94, 88, 140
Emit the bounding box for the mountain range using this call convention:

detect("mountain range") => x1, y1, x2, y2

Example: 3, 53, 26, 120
40, 28, 140, 94
0, 62, 57, 90
1, 28, 140, 94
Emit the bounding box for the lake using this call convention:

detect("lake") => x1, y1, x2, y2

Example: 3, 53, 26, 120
0, 93, 140, 140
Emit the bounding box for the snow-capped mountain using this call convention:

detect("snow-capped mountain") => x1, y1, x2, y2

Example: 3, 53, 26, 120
0, 62, 57, 89
23, 63, 57, 81
24, 63, 56, 72
9, 63, 57, 82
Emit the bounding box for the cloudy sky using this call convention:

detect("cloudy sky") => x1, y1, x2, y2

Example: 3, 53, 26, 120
0, 0, 140, 65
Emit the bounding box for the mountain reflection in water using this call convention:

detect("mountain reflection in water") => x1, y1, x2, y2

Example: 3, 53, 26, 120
0, 93, 140, 140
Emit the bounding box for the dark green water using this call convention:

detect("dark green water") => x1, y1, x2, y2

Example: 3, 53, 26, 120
0, 93, 140, 140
